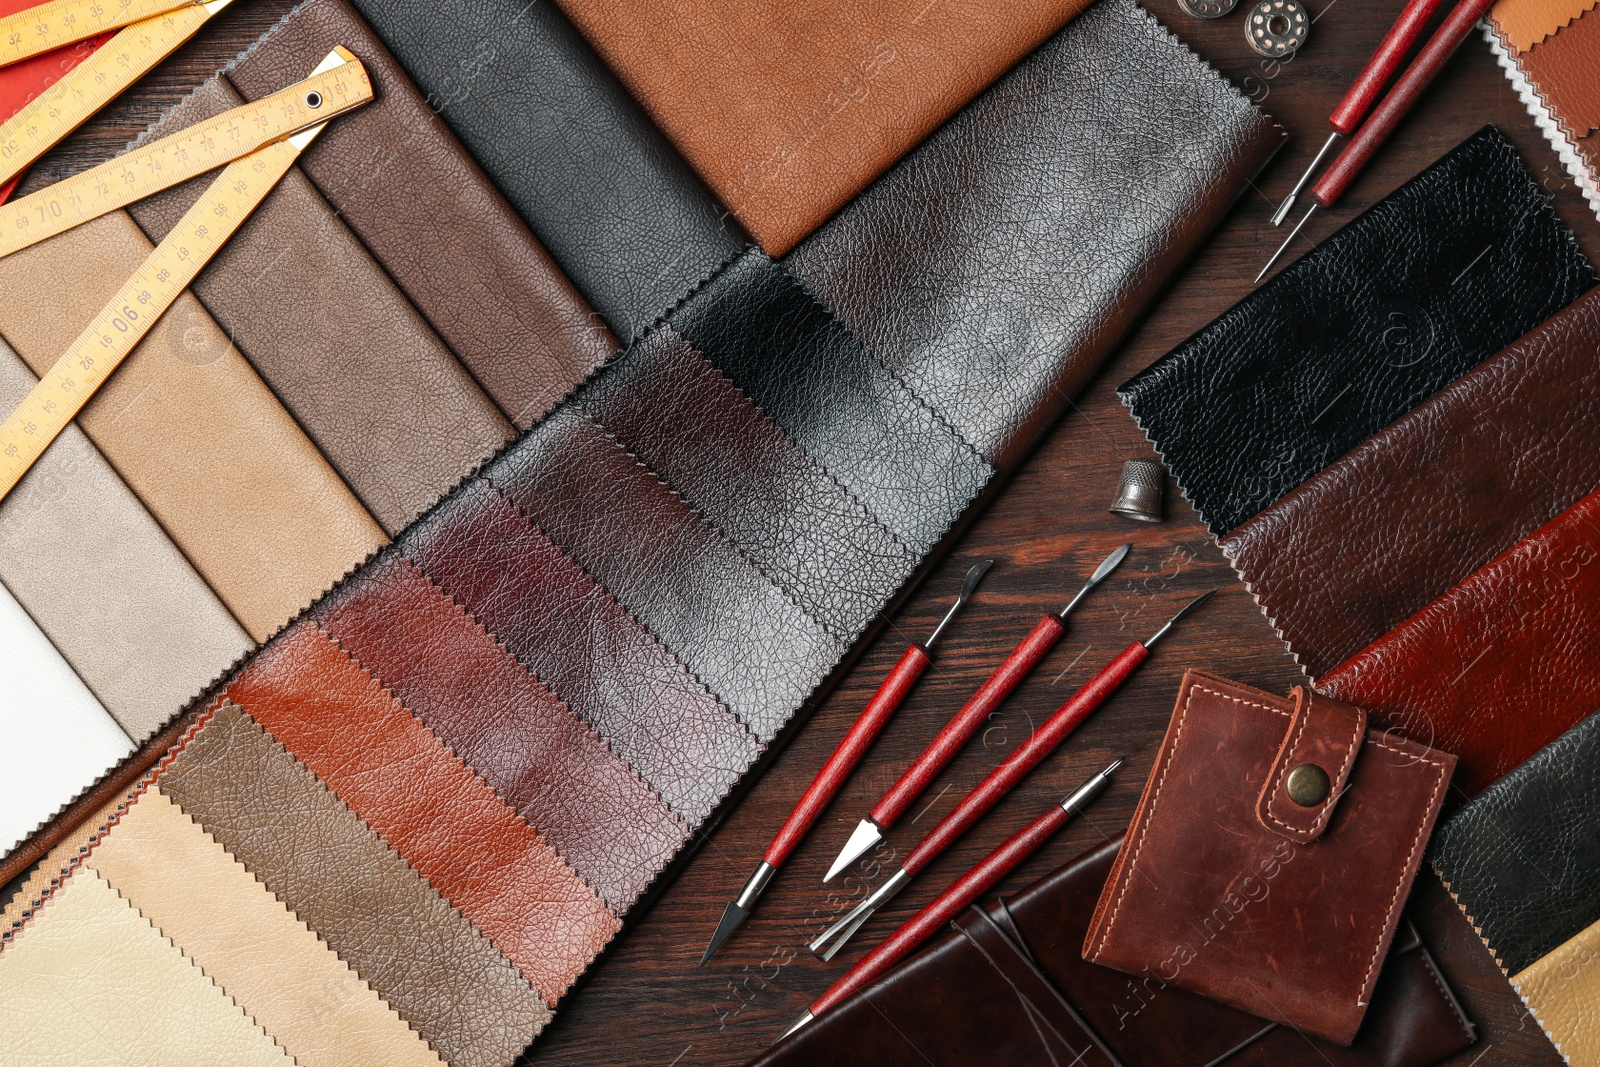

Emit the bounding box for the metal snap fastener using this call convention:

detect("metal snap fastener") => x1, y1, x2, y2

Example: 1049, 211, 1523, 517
1286, 763, 1331, 806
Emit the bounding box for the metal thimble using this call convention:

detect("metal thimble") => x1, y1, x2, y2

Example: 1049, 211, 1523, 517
1109, 460, 1165, 523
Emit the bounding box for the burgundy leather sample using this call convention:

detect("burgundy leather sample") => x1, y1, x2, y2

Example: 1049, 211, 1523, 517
1085, 672, 1455, 1045
313, 552, 689, 910
224, 621, 620, 1002
1224, 285, 1600, 679
1320, 486, 1600, 796
399, 478, 757, 824
226, 0, 617, 427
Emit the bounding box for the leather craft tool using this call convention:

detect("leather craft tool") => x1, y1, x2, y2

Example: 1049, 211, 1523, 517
0, 48, 368, 501
1109, 459, 1164, 523
0, 0, 192, 68
784, 759, 1120, 1038
702, 561, 995, 965
823, 544, 1131, 884
810, 589, 1215, 960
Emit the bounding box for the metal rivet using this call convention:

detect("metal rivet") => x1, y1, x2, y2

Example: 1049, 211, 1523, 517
305, 91, 323, 108
1286, 763, 1331, 806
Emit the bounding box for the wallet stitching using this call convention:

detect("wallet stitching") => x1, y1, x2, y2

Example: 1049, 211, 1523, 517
1262, 697, 1363, 838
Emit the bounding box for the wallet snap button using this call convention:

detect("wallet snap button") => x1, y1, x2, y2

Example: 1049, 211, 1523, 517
1286, 763, 1331, 806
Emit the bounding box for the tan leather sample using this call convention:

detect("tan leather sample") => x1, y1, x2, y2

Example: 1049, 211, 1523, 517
156, 701, 549, 1067
0, 868, 292, 1066
1491, 0, 1598, 52
0, 343, 252, 741
1, 790, 129, 938
555, 0, 1094, 254
87, 787, 443, 1067
0, 211, 388, 640
1514, 916, 1600, 1066
1522, 2, 1600, 137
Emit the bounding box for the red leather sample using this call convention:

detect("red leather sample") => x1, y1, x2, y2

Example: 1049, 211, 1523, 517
1522, 3, 1600, 138
398, 478, 757, 825
0, 0, 105, 203
224, 621, 620, 1001
313, 552, 689, 910
1320, 487, 1600, 796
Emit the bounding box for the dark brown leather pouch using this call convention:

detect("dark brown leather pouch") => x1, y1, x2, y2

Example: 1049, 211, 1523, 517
1084, 671, 1456, 1045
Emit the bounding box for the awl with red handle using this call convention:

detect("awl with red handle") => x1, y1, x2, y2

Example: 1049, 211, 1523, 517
700, 560, 994, 965
823, 544, 1131, 883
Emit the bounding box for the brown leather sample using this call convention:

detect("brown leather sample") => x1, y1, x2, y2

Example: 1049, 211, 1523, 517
313, 552, 689, 910
128, 76, 513, 535
1223, 285, 1600, 679
156, 701, 548, 1067
1522, 3, 1600, 137
554, 0, 1094, 255
399, 478, 758, 824
225, 0, 617, 428
1491, 0, 1598, 52
0, 212, 387, 641
225, 622, 620, 1001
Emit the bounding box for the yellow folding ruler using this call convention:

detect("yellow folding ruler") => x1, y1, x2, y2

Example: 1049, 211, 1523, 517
0, 0, 193, 67
0, 47, 370, 501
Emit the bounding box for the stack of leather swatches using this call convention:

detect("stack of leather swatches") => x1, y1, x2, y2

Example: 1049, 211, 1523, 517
0, 0, 1283, 1062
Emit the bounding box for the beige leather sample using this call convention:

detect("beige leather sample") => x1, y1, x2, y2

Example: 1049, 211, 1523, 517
0, 868, 292, 1066
87, 787, 443, 1067
0, 343, 252, 740
1491, 0, 1598, 52
0, 211, 387, 640
1515, 916, 1600, 1067
1, 790, 128, 936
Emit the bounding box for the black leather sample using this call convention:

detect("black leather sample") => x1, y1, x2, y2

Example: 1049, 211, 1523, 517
346, 0, 746, 344
670, 248, 995, 556
1430, 711, 1600, 975
1119, 126, 1595, 537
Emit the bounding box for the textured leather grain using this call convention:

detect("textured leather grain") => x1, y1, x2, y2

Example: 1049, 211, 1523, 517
1224, 285, 1600, 679
228, 0, 617, 428
0, 868, 293, 1066
0, 211, 388, 641
1522, 4, 1600, 137
128, 76, 513, 535
1491, 0, 1598, 51
1, 791, 130, 939
0, 343, 251, 741
156, 701, 549, 1067
313, 552, 689, 910
348, 0, 746, 344
788, 0, 1282, 471
400, 478, 757, 824
1514, 916, 1600, 1067
86, 787, 443, 1067
1119, 125, 1595, 538
225, 621, 620, 1000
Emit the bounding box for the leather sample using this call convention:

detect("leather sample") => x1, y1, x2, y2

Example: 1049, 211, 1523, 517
0, 343, 252, 740
85, 787, 443, 1067
1223, 285, 1600, 678
0, 869, 292, 1066
1522, 3, 1600, 137
156, 701, 549, 1067
1491, 0, 1598, 51
0, 0, 103, 202
752, 838, 1476, 1067
555, 0, 1093, 256
227, 0, 617, 428
1321, 487, 1600, 796
400, 478, 757, 824
0, 211, 388, 641
1514, 917, 1600, 1067
1085, 672, 1455, 1045
347, 0, 746, 344
128, 76, 513, 535
673, 249, 994, 556
313, 552, 690, 910
1, 791, 130, 939
1119, 125, 1596, 538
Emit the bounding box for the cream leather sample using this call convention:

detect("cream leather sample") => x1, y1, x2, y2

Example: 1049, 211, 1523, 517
88, 787, 444, 1067
1491, 0, 1598, 52
1515, 915, 1600, 1067
0, 344, 252, 740
0, 211, 388, 640
0, 584, 132, 856
1, 791, 129, 935
0, 868, 292, 1066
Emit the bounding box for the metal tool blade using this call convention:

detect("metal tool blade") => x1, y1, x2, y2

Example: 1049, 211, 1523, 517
779, 1010, 815, 1040
925, 559, 995, 648
1143, 588, 1217, 650
700, 900, 750, 966
823, 818, 884, 883
809, 868, 911, 960
1058, 543, 1132, 619
1257, 203, 1318, 283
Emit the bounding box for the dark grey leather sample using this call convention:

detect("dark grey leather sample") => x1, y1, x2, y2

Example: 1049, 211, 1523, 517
1119, 125, 1595, 537
347, 0, 746, 344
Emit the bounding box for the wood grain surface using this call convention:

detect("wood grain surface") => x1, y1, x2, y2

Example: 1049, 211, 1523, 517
20, 0, 1597, 1064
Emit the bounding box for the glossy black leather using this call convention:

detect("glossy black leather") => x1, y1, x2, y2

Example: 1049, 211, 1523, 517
1119, 126, 1596, 537
1430, 711, 1600, 975
347, 0, 746, 344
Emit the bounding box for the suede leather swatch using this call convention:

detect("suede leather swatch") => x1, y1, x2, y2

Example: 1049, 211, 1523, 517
1521, 3, 1600, 138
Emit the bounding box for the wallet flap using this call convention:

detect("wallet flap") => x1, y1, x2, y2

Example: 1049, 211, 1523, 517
1256, 688, 1367, 844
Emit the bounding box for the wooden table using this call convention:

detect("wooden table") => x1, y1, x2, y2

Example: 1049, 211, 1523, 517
32, 0, 1596, 1063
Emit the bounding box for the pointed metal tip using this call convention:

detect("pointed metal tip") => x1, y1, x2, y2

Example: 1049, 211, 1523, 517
1103, 756, 1125, 775
1270, 192, 1297, 226
700, 901, 749, 966
824, 819, 884, 883
926, 560, 996, 648
1059, 543, 1133, 620
1143, 588, 1218, 650
780, 1010, 815, 1040
1257, 202, 1318, 284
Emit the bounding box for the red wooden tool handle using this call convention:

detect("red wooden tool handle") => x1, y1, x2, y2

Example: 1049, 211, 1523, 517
811, 801, 1072, 1018
1329, 0, 1448, 135
1314, 0, 1496, 207
868, 615, 1066, 830
762, 644, 932, 868
901, 640, 1147, 876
